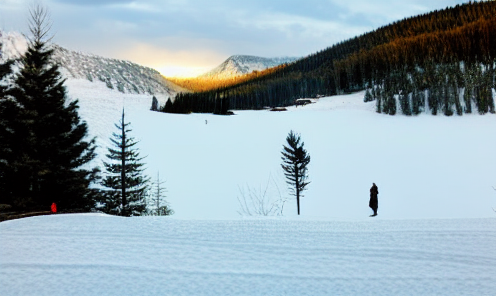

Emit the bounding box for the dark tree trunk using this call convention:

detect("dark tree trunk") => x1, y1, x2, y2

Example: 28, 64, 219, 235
121, 114, 127, 216
295, 163, 300, 215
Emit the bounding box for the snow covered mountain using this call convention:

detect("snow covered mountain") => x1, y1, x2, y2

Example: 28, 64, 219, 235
0, 30, 184, 97
200, 55, 299, 79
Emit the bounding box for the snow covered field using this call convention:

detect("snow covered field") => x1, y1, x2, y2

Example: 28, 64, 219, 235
1, 79, 496, 296
1, 214, 495, 296
67, 79, 496, 220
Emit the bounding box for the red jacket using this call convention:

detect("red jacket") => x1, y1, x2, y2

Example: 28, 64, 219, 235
51, 203, 57, 214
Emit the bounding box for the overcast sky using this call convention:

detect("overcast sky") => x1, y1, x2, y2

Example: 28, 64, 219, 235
0, 0, 470, 77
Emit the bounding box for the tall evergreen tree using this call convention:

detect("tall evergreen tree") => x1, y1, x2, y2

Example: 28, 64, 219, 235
281, 130, 310, 215
100, 110, 148, 216
2, 5, 98, 210
0, 60, 15, 205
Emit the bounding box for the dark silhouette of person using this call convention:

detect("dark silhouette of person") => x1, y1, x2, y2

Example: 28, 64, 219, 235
369, 183, 378, 216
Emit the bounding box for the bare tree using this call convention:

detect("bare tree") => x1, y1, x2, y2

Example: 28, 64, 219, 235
150, 171, 173, 216
237, 174, 287, 216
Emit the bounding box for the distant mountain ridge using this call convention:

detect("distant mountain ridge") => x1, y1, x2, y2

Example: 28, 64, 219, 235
0, 30, 183, 96
200, 55, 299, 79
164, 1, 496, 115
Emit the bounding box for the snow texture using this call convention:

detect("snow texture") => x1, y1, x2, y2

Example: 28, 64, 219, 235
61, 78, 496, 221
1, 214, 495, 296
1, 33, 496, 295
200, 55, 299, 79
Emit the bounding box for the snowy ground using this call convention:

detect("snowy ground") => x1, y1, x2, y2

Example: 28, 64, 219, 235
1, 79, 496, 296
67, 79, 496, 220
1, 214, 495, 296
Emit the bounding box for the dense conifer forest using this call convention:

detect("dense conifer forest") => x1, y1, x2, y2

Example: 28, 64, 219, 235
161, 1, 496, 115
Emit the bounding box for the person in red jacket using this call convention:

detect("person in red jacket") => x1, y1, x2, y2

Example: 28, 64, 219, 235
51, 203, 57, 214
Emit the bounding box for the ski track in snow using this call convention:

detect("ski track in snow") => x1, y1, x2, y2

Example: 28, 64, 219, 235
1, 214, 495, 296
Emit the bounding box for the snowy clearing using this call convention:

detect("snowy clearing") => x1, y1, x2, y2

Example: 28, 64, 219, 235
1, 79, 496, 296
67, 79, 496, 220
1, 214, 495, 296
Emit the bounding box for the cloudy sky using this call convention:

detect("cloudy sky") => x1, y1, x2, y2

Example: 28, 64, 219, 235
1, 0, 469, 77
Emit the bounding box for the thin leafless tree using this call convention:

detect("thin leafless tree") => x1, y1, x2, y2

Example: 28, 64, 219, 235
237, 174, 287, 216
150, 171, 173, 216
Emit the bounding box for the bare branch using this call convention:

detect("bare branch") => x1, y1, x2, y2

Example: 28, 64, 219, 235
28, 3, 54, 44
237, 174, 287, 216
149, 171, 172, 216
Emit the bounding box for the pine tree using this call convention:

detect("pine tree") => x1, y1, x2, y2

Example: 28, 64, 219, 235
384, 90, 397, 115
364, 88, 374, 102
281, 130, 310, 215
150, 171, 173, 216
3, 5, 99, 210
411, 89, 424, 115
0, 60, 15, 204
100, 110, 148, 216
399, 92, 412, 115
150, 96, 158, 111
376, 86, 383, 113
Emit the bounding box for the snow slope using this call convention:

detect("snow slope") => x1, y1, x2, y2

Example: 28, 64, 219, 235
0, 31, 184, 96
199, 55, 299, 79
64, 79, 496, 220
1, 214, 495, 296
3, 29, 494, 221
2, 74, 496, 296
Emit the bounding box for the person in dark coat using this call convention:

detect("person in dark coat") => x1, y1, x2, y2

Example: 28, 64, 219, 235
369, 183, 378, 216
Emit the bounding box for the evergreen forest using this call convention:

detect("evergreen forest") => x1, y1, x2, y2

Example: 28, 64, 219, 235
161, 1, 496, 116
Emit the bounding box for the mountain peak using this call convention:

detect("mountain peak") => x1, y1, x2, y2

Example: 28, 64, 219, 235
0, 30, 184, 96
200, 55, 299, 79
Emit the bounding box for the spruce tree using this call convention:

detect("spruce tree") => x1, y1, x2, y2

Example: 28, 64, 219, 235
150, 96, 158, 111
364, 88, 374, 102
375, 86, 383, 113
281, 130, 310, 215
411, 89, 424, 115
399, 92, 412, 116
100, 110, 148, 216
0, 60, 15, 204
3, 6, 98, 210
384, 90, 397, 115
162, 98, 173, 112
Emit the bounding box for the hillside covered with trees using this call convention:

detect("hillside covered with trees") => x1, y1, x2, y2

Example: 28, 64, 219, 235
161, 1, 496, 115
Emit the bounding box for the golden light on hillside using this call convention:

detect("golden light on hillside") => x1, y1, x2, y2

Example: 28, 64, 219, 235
157, 66, 212, 78
169, 64, 288, 92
